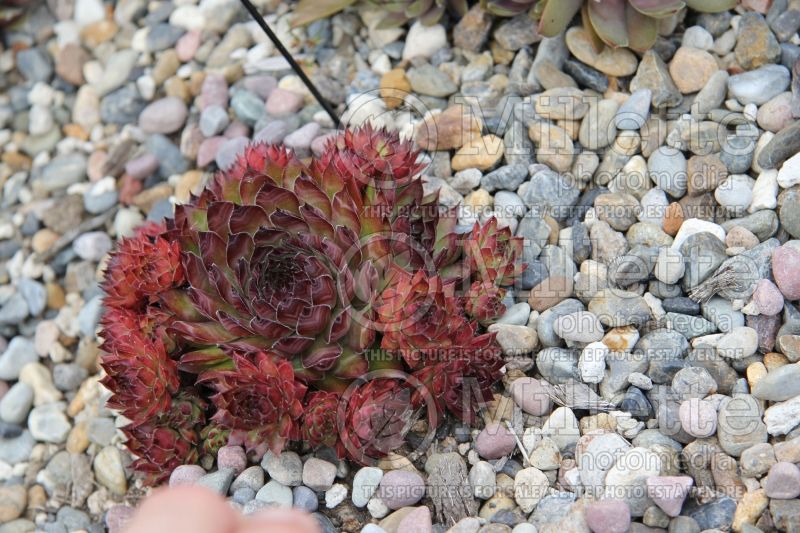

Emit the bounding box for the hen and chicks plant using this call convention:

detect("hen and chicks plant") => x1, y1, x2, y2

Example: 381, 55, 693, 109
100, 125, 523, 483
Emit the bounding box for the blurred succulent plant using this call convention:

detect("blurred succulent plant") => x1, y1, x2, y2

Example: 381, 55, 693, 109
293, 0, 468, 28
483, 0, 737, 51
100, 125, 524, 482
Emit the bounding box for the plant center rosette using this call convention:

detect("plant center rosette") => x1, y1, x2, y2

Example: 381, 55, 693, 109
99, 125, 524, 483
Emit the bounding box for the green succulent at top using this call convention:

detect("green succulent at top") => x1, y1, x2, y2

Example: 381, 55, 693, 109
483, 0, 738, 52
293, 0, 468, 28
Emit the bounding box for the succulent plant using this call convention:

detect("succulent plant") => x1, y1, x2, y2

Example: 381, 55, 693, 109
100, 125, 523, 482
483, 0, 738, 51
293, 0, 468, 28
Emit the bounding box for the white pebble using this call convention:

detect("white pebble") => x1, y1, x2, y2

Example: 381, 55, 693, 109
325, 484, 348, 509
402, 21, 447, 61
579, 341, 608, 384
654, 247, 685, 285
749, 169, 779, 212
778, 152, 800, 188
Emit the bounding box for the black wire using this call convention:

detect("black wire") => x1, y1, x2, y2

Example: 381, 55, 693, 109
237, 0, 341, 128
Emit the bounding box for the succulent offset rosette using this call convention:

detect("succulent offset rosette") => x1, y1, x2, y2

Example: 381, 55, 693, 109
123, 391, 206, 485
412, 330, 504, 424
300, 391, 345, 455
199, 351, 307, 458
102, 221, 184, 310
460, 218, 525, 323
100, 330, 180, 422
338, 376, 421, 465
376, 267, 470, 367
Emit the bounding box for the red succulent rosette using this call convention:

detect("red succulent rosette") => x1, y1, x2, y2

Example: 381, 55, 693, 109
463, 218, 525, 287
463, 280, 508, 324
376, 267, 473, 368
100, 330, 180, 423
339, 377, 420, 465
102, 221, 184, 310
199, 351, 307, 459
301, 391, 344, 455
168, 144, 378, 384
123, 391, 205, 485
316, 124, 425, 194
412, 331, 504, 424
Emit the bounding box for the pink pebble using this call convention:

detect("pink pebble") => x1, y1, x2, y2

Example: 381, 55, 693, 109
124, 153, 160, 180
397, 507, 432, 533
200, 73, 229, 110
646, 475, 693, 517
475, 422, 516, 460
169, 464, 207, 487
265, 88, 304, 115
197, 136, 226, 167
584, 500, 631, 533
773, 245, 800, 300
752, 279, 784, 316
176, 30, 201, 62
105, 505, 136, 533
217, 445, 247, 474
223, 121, 250, 139
243, 75, 277, 100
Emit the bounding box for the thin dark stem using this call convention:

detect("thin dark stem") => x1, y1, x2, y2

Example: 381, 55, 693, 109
237, 0, 341, 128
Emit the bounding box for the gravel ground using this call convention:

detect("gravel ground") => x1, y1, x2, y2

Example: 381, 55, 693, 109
2, 0, 800, 532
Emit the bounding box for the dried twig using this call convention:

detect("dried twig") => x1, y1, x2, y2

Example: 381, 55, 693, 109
548, 379, 615, 411
688, 267, 744, 303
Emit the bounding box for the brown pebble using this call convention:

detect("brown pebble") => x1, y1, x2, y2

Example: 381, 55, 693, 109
31, 229, 59, 254
380, 68, 412, 110
528, 275, 574, 312
175, 171, 206, 203
725, 226, 760, 249
80, 19, 118, 46
46, 283, 66, 310
63, 124, 89, 140
416, 105, 482, 151
663, 202, 684, 236
55, 43, 90, 85
66, 421, 90, 454
26, 485, 46, 517
687, 154, 728, 196
131, 183, 173, 213
764, 352, 789, 371
2, 151, 32, 170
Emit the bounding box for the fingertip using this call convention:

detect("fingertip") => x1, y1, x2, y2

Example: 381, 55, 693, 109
242, 507, 321, 533
124, 486, 239, 533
